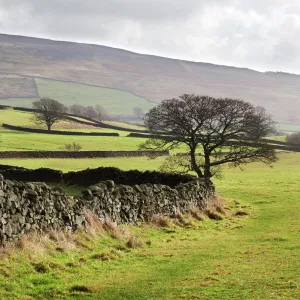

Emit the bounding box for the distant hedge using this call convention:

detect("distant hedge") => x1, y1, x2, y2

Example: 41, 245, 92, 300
2, 124, 119, 136
0, 150, 169, 159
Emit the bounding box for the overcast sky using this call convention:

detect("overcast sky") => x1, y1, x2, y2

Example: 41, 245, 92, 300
1, 0, 300, 73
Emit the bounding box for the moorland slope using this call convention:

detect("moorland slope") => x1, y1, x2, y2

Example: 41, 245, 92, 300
1, 33, 300, 120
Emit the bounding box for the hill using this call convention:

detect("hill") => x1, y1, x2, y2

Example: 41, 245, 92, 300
1, 33, 300, 121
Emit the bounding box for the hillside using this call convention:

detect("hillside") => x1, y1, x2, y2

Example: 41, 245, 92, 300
1, 33, 300, 121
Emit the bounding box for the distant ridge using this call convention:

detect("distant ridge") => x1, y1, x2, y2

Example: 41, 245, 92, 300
1, 33, 300, 122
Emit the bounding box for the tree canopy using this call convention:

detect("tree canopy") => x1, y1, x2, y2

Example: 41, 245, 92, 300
140, 94, 277, 181
32, 98, 67, 131
286, 132, 300, 145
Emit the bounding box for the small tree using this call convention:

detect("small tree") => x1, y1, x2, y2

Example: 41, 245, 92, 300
70, 104, 86, 116
133, 107, 144, 119
32, 98, 67, 131
94, 104, 107, 121
84, 106, 97, 120
286, 132, 300, 145
140, 94, 277, 182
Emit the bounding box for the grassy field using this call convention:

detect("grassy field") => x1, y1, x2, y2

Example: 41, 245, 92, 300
0, 98, 40, 108
276, 123, 300, 133
0, 130, 145, 151
0, 109, 145, 134
0, 78, 156, 116
0, 153, 299, 299
0, 157, 164, 172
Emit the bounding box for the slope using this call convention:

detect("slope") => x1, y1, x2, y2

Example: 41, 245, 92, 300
1, 33, 300, 121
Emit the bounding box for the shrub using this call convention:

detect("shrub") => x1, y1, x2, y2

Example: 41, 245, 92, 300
286, 132, 300, 145
65, 142, 83, 152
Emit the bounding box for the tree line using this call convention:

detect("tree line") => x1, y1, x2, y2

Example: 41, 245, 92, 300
32, 98, 107, 131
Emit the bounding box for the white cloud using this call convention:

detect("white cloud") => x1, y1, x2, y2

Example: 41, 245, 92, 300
1, 0, 300, 72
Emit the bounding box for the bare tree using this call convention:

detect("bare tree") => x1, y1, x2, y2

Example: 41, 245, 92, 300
32, 98, 67, 131
140, 94, 277, 182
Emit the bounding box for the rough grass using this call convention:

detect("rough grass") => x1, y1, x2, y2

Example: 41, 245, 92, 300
0, 153, 299, 299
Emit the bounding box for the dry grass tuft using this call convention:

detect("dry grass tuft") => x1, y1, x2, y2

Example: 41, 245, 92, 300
174, 210, 186, 225
204, 194, 227, 220
70, 285, 93, 293
235, 210, 249, 217
84, 209, 104, 235
102, 220, 121, 239
92, 249, 123, 261
188, 207, 205, 221
0, 268, 10, 278
32, 262, 49, 273
151, 215, 171, 228
204, 209, 224, 220
126, 236, 144, 249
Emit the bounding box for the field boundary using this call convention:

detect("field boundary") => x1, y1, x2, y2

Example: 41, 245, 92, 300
2, 123, 120, 136
0, 150, 169, 159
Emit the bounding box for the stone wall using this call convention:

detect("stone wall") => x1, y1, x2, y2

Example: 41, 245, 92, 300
0, 150, 169, 159
81, 180, 214, 224
0, 175, 85, 245
0, 166, 194, 187
2, 123, 119, 136
0, 174, 214, 245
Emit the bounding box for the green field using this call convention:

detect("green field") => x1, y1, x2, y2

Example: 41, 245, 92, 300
0, 130, 145, 151
0, 153, 299, 299
276, 123, 300, 133
0, 157, 164, 172
0, 78, 156, 115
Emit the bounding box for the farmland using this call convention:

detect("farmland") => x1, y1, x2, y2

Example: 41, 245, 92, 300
0, 78, 156, 116
0, 104, 299, 299
0, 152, 299, 299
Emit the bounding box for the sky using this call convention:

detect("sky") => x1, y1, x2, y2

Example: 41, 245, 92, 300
1, 0, 300, 73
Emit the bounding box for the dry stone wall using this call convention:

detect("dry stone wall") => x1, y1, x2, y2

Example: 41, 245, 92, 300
0, 174, 85, 245
80, 180, 214, 224
0, 174, 214, 245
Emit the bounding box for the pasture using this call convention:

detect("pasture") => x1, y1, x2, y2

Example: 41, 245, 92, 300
0, 153, 299, 299
0, 78, 156, 116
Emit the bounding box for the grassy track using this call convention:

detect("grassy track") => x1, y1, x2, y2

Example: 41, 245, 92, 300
0, 153, 299, 299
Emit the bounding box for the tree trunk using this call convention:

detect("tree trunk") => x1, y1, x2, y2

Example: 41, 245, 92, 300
204, 151, 212, 180
47, 123, 51, 131
190, 145, 203, 178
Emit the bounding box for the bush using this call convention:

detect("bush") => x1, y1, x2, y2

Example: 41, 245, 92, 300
286, 132, 300, 145
65, 142, 83, 152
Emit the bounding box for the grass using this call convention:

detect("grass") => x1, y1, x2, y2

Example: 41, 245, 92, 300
35, 78, 155, 115
276, 123, 300, 132
0, 152, 299, 299
0, 78, 156, 116
0, 157, 163, 172
0, 97, 40, 107
0, 130, 146, 151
